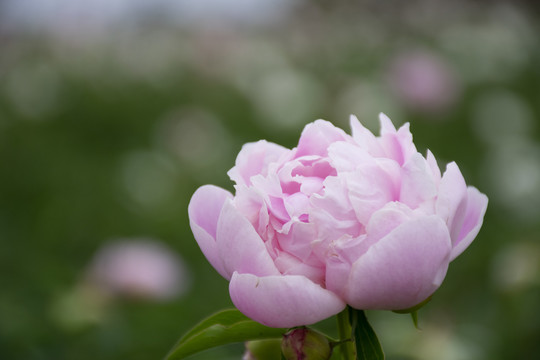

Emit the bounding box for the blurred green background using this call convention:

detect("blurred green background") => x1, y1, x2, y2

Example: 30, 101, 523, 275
1, 0, 539, 359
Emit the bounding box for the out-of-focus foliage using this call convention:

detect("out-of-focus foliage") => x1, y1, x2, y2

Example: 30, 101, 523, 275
0, 1, 539, 359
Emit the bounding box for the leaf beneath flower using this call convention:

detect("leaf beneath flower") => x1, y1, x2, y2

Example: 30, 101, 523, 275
165, 308, 286, 360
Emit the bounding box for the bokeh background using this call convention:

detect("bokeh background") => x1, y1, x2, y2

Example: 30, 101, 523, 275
1, 0, 539, 359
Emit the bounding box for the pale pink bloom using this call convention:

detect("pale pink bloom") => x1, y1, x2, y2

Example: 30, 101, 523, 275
387, 51, 461, 113
88, 239, 187, 301
189, 114, 487, 327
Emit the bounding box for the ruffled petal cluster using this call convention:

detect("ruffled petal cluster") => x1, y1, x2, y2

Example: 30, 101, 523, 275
188, 114, 488, 328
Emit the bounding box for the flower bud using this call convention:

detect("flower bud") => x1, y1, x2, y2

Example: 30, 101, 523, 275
281, 327, 332, 360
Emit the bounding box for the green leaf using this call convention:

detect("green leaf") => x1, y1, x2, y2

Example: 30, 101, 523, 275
176, 308, 248, 344
165, 308, 286, 360
349, 309, 384, 360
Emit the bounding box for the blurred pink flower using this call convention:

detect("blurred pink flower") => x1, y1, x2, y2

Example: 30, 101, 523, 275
387, 51, 461, 113
87, 239, 188, 301
189, 114, 487, 327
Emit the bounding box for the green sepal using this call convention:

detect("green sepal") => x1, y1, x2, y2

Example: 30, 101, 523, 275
392, 296, 432, 329
165, 308, 286, 360
392, 296, 432, 314
410, 311, 419, 330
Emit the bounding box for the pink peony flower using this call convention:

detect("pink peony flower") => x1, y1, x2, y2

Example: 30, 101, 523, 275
188, 114, 487, 328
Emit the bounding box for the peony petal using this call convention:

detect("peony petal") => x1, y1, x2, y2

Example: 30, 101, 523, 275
326, 202, 415, 293
188, 185, 233, 279
350, 115, 385, 156
273, 251, 325, 285
450, 187, 488, 261
396, 122, 417, 161
345, 215, 451, 310
276, 220, 317, 261
299, 178, 324, 195
378, 114, 416, 165
309, 209, 361, 262
346, 161, 399, 225
217, 200, 281, 278
327, 141, 372, 172
400, 153, 437, 209
426, 149, 441, 185
227, 140, 289, 186
311, 176, 354, 220
379, 113, 397, 134
284, 192, 310, 219
233, 185, 269, 236
251, 173, 283, 199
436, 162, 468, 245
296, 120, 349, 157
229, 272, 346, 328
325, 256, 353, 298
366, 202, 415, 244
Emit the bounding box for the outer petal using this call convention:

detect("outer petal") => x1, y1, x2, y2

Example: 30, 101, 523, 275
227, 140, 289, 186
188, 185, 232, 279
450, 187, 488, 261
326, 202, 413, 297
229, 272, 346, 328
217, 200, 281, 278
345, 215, 452, 310
436, 162, 468, 245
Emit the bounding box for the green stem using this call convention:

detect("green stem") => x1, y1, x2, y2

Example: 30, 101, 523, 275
336, 307, 355, 360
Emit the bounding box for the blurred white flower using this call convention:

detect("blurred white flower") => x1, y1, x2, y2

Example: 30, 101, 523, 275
438, 4, 534, 83
87, 239, 189, 301
3, 63, 62, 120
50, 283, 110, 330
491, 242, 540, 292
386, 50, 460, 114
221, 39, 291, 92
376, 312, 488, 360
154, 108, 232, 170
251, 70, 325, 132
119, 150, 179, 209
